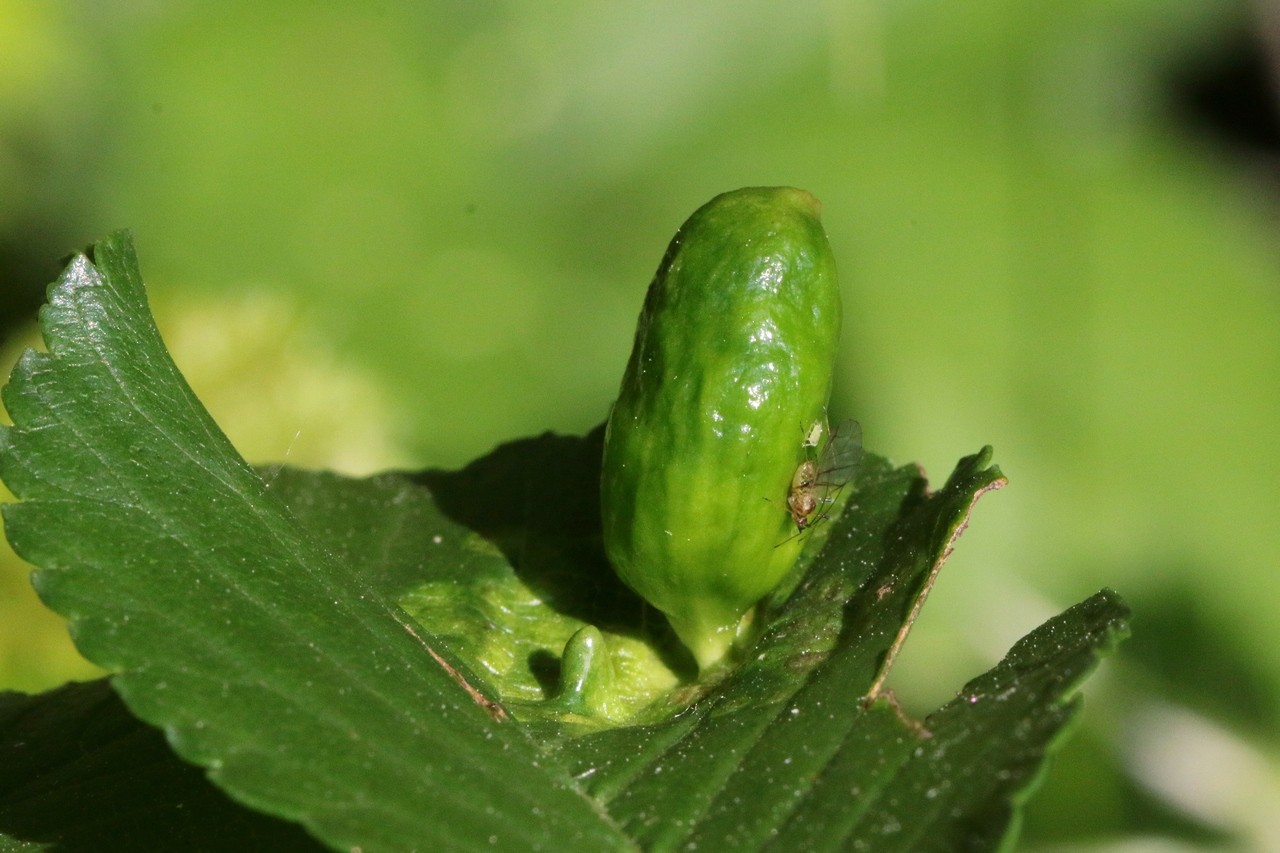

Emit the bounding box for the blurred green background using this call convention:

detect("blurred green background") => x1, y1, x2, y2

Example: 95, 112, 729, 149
3, 1, 1278, 848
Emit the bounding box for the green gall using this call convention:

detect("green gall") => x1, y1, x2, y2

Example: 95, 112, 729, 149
601, 187, 842, 669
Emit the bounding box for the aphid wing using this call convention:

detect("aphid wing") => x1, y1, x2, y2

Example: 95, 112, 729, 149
818, 419, 863, 487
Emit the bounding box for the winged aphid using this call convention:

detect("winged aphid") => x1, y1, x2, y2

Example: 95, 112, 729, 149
781, 418, 862, 543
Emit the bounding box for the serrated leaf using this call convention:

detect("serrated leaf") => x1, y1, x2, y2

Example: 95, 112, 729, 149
264, 441, 1126, 851
765, 590, 1130, 852
0, 231, 1128, 852
0, 680, 323, 852
0, 233, 628, 852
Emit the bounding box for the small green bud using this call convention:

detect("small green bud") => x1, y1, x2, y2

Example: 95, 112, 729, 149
550, 625, 616, 718
601, 187, 842, 669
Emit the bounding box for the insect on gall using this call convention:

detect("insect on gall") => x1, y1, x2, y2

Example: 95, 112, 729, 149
782, 419, 863, 539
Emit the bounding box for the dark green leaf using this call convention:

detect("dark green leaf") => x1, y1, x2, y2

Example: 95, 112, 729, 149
0, 233, 628, 852
0, 679, 322, 852
767, 590, 1130, 851
269, 443, 1127, 851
